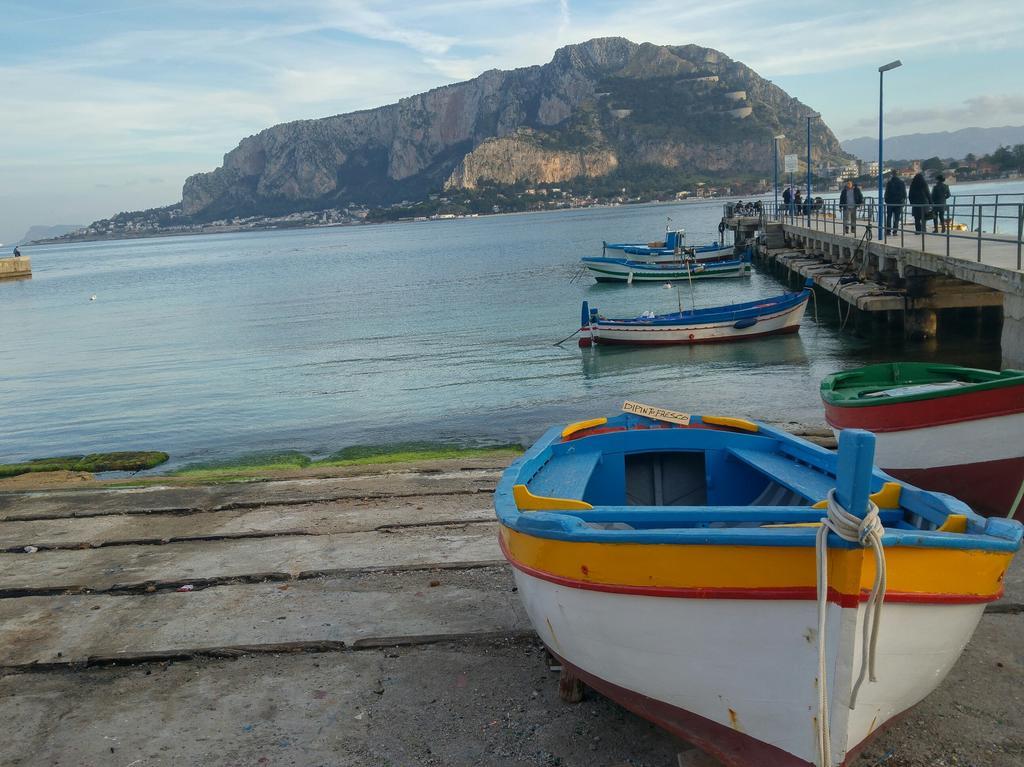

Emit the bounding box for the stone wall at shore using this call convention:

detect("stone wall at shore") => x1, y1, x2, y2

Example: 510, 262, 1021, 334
0, 256, 31, 279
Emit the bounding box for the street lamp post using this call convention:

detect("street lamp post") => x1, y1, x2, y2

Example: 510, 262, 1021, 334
878, 60, 902, 241
806, 114, 819, 226
773, 134, 785, 215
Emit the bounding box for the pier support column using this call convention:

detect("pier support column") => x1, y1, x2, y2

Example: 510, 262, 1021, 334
905, 308, 938, 340
1002, 293, 1024, 369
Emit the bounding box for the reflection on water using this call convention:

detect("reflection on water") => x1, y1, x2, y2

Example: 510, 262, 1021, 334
580, 334, 810, 379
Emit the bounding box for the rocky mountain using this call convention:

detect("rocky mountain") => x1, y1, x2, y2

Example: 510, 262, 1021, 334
182, 38, 849, 220
842, 126, 1024, 162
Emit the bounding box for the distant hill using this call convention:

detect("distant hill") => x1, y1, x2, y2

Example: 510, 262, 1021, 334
18, 224, 84, 245
842, 126, 1024, 161
176, 37, 850, 221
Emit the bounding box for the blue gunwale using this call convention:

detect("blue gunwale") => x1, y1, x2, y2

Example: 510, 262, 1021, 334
494, 414, 1023, 553
592, 289, 808, 327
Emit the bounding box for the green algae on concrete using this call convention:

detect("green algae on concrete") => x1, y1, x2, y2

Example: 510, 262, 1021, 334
312, 442, 523, 467
0, 451, 169, 478
168, 444, 523, 482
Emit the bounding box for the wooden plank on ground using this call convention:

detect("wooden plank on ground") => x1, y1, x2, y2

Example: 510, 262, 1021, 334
0, 524, 503, 595
0, 469, 501, 521
0, 494, 493, 550
0, 567, 528, 668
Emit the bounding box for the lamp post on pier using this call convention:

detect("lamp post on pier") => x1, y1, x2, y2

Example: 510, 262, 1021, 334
773, 134, 785, 215
877, 60, 902, 241
806, 113, 819, 226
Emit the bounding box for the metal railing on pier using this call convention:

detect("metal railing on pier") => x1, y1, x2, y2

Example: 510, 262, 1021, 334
734, 193, 1024, 271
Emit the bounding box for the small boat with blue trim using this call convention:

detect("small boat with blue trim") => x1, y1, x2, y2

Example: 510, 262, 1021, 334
578, 285, 810, 347
603, 228, 731, 263
495, 405, 1021, 767
580, 251, 752, 282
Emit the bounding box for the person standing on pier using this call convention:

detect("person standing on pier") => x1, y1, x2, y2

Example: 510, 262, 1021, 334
884, 171, 907, 235
783, 185, 794, 220
909, 172, 931, 233
931, 174, 951, 233
839, 179, 863, 234
12, 245, 21, 257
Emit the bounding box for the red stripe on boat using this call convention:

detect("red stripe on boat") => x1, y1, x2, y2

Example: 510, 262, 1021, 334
823, 384, 1024, 432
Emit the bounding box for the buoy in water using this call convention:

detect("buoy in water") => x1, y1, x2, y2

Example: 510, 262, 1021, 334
90, 295, 97, 301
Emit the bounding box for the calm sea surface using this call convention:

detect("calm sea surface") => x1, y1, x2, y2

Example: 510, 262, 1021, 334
2, 187, 1013, 470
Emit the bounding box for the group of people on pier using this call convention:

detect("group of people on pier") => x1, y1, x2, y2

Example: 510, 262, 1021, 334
781, 170, 952, 237
781, 187, 824, 219
884, 171, 951, 235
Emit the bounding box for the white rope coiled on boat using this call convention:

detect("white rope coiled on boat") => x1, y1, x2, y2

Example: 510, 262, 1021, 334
815, 489, 888, 767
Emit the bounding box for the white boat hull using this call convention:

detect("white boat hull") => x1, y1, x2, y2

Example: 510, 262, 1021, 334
584, 260, 751, 282
515, 569, 984, 766
591, 300, 807, 345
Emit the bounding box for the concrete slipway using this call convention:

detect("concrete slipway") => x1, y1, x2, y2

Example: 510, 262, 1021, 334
0, 460, 1021, 767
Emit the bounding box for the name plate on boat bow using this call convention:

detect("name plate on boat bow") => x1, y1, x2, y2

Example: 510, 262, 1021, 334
622, 401, 691, 425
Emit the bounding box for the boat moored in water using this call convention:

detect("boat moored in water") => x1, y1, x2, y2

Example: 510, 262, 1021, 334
821, 362, 1024, 519
580, 250, 752, 283
578, 285, 810, 347
603, 229, 732, 263
495, 407, 1021, 767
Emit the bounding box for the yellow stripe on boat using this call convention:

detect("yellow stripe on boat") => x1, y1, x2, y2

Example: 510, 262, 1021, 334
701, 415, 759, 433
500, 526, 1009, 600
937, 514, 968, 533
512, 484, 593, 511
561, 417, 607, 439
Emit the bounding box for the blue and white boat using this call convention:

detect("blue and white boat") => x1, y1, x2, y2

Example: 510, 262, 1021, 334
604, 229, 730, 263
580, 250, 752, 283
495, 408, 1021, 767
578, 285, 811, 347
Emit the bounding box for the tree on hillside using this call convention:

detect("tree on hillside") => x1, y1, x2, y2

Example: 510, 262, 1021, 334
964, 153, 977, 164
989, 145, 1015, 170
1014, 144, 1024, 170
921, 156, 944, 172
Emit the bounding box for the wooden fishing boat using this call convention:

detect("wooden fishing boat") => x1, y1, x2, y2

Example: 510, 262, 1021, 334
604, 229, 731, 263
495, 407, 1021, 767
821, 363, 1024, 518
580, 252, 752, 283
578, 286, 810, 347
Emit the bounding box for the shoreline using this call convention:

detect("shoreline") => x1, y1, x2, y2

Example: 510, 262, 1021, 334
0, 423, 836, 492
22, 175, 1022, 248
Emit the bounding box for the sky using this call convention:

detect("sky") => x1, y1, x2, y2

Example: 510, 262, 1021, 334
2, 0, 1023, 243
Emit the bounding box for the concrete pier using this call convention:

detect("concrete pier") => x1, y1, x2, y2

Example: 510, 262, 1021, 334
724, 214, 1024, 366
0, 255, 31, 280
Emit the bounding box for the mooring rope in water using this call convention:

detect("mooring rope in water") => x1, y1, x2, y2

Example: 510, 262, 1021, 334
815, 489, 887, 767
553, 327, 582, 347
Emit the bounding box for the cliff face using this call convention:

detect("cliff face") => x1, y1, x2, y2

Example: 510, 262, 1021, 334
444, 131, 618, 189
181, 38, 849, 218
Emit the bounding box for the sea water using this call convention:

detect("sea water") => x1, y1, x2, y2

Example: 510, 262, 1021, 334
0, 196, 1004, 469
